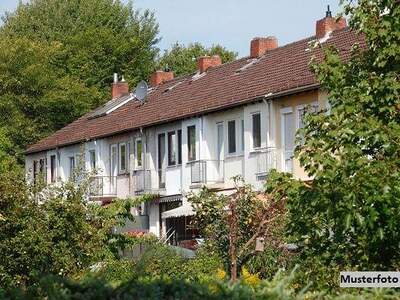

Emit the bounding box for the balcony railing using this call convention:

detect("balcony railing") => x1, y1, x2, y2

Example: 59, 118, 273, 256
188, 160, 224, 185
132, 169, 152, 193
158, 168, 166, 189
89, 176, 117, 197
132, 169, 166, 194
255, 147, 278, 180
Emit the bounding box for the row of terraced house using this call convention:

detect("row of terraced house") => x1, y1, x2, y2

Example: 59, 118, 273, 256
25, 10, 363, 246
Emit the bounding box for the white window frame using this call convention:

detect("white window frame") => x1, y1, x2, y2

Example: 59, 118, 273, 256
167, 130, 177, 166
280, 107, 294, 173
227, 119, 237, 155
50, 154, 57, 183
177, 129, 182, 165
118, 142, 127, 174
241, 119, 245, 153
89, 150, 96, 174
134, 138, 143, 169
110, 144, 118, 176
251, 112, 262, 150
296, 101, 319, 130
69, 156, 75, 179
187, 125, 196, 162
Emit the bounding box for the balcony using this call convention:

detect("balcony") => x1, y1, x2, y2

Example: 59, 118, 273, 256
132, 169, 166, 194
188, 160, 224, 186
255, 147, 278, 180
89, 176, 117, 198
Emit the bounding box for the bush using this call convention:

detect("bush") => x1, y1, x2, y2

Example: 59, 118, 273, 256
181, 246, 223, 281
3, 269, 398, 300
0, 170, 150, 289
133, 243, 186, 279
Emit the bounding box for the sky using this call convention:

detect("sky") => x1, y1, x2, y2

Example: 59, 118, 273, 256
0, 0, 342, 57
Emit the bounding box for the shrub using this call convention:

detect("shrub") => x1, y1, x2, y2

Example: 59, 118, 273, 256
133, 243, 186, 279
0, 170, 151, 289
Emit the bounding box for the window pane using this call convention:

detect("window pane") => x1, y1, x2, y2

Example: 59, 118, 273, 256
89, 150, 96, 171
298, 107, 307, 129
158, 133, 165, 169
136, 140, 142, 167
119, 145, 126, 172
284, 113, 295, 150
252, 113, 261, 148
187, 125, 196, 161
168, 131, 177, 166
69, 157, 75, 178
228, 120, 236, 154
50, 155, 56, 183
283, 112, 294, 173
39, 159, 44, 173
177, 130, 182, 164
158, 133, 166, 189
241, 120, 244, 151
33, 160, 38, 183
217, 123, 224, 159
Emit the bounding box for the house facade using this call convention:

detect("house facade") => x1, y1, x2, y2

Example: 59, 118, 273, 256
25, 12, 362, 243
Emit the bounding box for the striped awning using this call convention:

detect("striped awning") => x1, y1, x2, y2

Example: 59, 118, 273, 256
158, 194, 182, 203
161, 203, 195, 219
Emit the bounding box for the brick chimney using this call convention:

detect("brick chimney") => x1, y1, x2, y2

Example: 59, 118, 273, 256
197, 55, 222, 73
250, 36, 278, 58
316, 5, 347, 39
112, 73, 129, 99
150, 70, 174, 86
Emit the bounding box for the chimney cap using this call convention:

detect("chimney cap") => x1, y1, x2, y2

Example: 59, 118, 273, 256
113, 73, 118, 83
197, 55, 222, 73
150, 70, 174, 86
250, 36, 278, 58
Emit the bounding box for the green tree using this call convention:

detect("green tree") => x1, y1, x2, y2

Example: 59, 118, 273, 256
188, 177, 287, 281
1, 0, 160, 90
157, 42, 237, 77
0, 0, 160, 164
284, 0, 400, 272
0, 37, 102, 164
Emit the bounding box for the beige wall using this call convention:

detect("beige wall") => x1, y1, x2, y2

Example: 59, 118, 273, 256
273, 90, 323, 180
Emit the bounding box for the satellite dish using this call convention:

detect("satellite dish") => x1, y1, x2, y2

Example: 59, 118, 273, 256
135, 80, 148, 103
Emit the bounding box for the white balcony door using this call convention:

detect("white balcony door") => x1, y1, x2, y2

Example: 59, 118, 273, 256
217, 122, 224, 179
281, 108, 295, 173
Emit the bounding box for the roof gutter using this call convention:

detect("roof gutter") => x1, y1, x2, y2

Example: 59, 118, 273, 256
25, 83, 320, 155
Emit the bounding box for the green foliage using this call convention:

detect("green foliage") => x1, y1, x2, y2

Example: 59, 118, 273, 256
0, 37, 102, 163
134, 243, 186, 279
0, 169, 150, 289
188, 178, 289, 279
157, 42, 237, 77
181, 247, 223, 281
0, 0, 159, 164
4, 267, 398, 300
1, 0, 160, 90
2, 269, 303, 300
88, 258, 137, 286
286, 0, 400, 271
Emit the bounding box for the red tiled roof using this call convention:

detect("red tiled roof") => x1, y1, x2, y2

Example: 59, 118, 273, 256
26, 28, 364, 154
